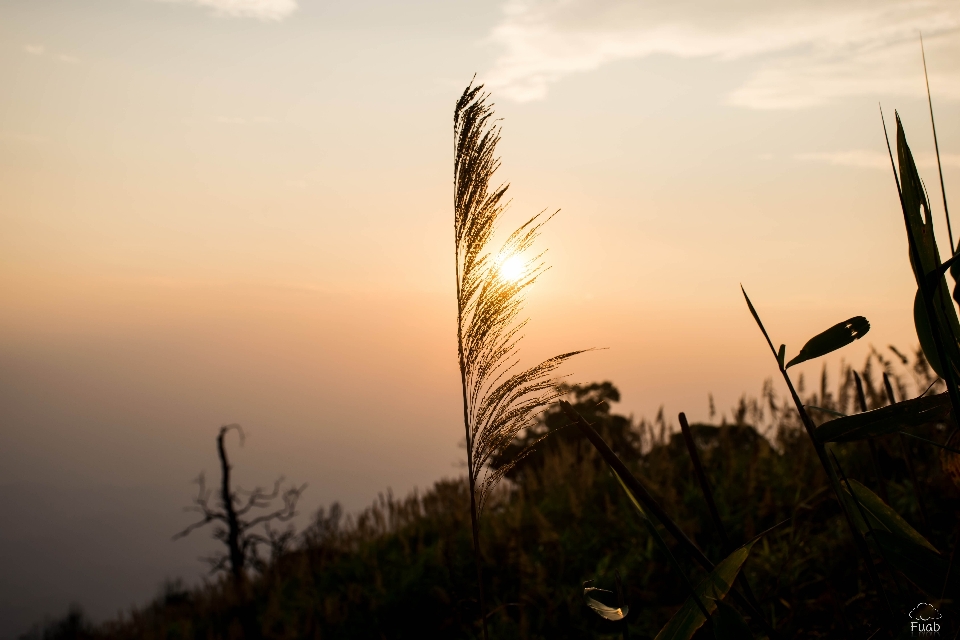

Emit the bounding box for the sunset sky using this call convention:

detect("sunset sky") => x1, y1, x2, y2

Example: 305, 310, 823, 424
1, 0, 959, 635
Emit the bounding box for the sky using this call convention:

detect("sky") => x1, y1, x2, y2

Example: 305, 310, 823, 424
1, 0, 959, 635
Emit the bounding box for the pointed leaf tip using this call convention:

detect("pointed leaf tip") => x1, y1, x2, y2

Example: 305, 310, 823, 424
785, 316, 869, 369
777, 344, 786, 369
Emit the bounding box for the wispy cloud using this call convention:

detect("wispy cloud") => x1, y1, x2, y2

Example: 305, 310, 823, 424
57, 54, 80, 64
23, 44, 45, 55
152, 0, 297, 21
484, 0, 960, 107
796, 150, 960, 169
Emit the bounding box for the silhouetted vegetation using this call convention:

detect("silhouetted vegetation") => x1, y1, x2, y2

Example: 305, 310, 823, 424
21, 47, 960, 640
452, 80, 586, 637
171, 424, 305, 640
31, 347, 960, 638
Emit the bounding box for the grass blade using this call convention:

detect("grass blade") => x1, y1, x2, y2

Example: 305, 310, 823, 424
741, 287, 895, 629
814, 392, 951, 443
653, 541, 757, 640
560, 400, 778, 636
613, 471, 713, 625
854, 371, 890, 504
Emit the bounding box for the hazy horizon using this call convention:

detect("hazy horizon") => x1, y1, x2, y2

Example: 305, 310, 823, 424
1, 0, 958, 636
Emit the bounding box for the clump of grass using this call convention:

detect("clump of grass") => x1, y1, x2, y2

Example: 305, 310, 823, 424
452, 80, 585, 637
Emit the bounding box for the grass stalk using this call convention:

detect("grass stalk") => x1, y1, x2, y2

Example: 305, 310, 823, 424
678, 412, 765, 616
882, 373, 931, 536
613, 471, 714, 630
853, 372, 890, 504
453, 80, 585, 638
741, 286, 894, 630
830, 452, 903, 605
678, 412, 730, 550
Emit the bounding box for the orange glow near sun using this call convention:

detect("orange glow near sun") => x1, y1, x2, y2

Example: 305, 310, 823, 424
498, 255, 525, 282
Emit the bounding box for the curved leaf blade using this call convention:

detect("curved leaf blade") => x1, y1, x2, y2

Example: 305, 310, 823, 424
654, 540, 756, 640
815, 392, 951, 443
840, 479, 938, 553
838, 479, 953, 597
785, 317, 869, 369
584, 587, 628, 621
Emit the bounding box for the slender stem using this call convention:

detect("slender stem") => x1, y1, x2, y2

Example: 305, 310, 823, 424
741, 288, 894, 629
883, 374, 931, 536
679, 413, 729, 550
456, 248, 489, 640
831, 452, 903, 604
614, 471, 713, 628
853, 372, 889, 504
921, 33, 953, 254
678, 412, 765, 620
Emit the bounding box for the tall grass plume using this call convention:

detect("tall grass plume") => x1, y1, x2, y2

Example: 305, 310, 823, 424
453, 79, 585, 637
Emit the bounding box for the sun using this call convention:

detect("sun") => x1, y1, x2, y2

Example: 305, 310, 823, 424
498, 255, 526, 283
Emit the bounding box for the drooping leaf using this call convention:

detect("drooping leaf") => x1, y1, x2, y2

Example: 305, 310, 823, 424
785, 317, 869, 369
837, 479, 953, 597
839, 479, 938, 553
814, 392, 951, 443
654, 540, 756, 640
710, 598, 753, 640
583, 587, 628, 621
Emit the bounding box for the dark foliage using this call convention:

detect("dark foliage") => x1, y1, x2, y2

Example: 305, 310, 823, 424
43, 347, 960, 639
